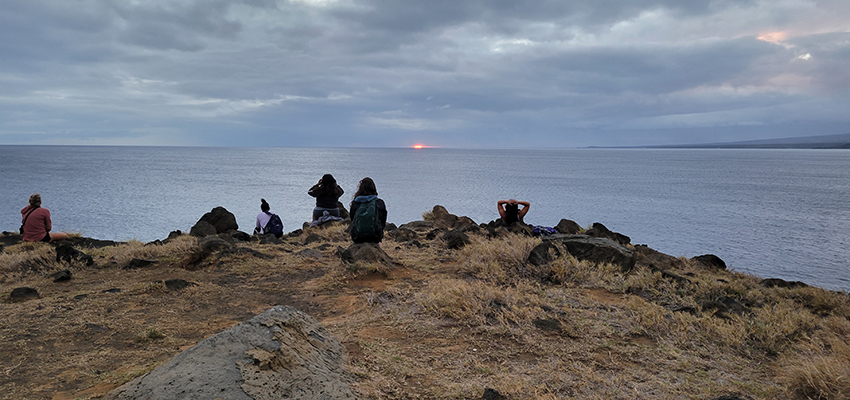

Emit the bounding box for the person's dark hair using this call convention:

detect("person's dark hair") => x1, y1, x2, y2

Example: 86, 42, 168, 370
260, 198, 270, 212
317, 174, 339, 196
354, 177, 378, 198
504, 203, 519, 224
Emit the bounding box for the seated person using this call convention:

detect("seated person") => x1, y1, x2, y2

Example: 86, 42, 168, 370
254, 198, 283, 238
21, 193, 68, 242
497, 199, 530, 225
308, 174, 344, 222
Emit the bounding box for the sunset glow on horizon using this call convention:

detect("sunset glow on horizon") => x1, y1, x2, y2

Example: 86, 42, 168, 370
412, 143, 432, 149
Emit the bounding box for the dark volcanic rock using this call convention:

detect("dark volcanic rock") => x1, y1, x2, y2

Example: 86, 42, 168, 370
532, 318, 563, 332
10, 287, 39, 302
287, 229, 304, 238
63, 236, 122, 249
190, 221, 217, 237
691, 254, 727, 270
165, 279, 197, 291
527, 242, 562, 266
387, 228, 418, 242
634, 245, 685, 270
297, 249, 324, 259
51, 269, 72, 282
55, 244, 94, 266
554, 219, 582, 234
443, 230, 471, 249
584, 222, 630, 245
543, 234, 636, 272
230, 231, 252, 242
760, 278, 808, 289
702, 296, 749, 318
0, 231, 22, 246
482, 387, 506, 400
199, 235, 233, 253
426, 228, 448, 240
124, 259, 157, 270
427, 205, 480, 233
258, 234, 283, 244
398, 221, 435, 232
304, 233, 325, 245
194, 207, 239, 234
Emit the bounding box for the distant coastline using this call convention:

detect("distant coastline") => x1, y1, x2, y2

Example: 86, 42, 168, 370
592, 133, 850, 149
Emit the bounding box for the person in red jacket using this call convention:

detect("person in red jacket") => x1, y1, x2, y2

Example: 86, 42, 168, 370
20, 193, 68, 242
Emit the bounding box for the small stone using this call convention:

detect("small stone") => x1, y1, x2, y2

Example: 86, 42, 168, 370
51, 269, 72, 282
10, 287, 39, 302
165, 279, 197, 291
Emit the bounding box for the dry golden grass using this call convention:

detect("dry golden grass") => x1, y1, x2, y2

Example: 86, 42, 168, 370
2, 226, 849, 399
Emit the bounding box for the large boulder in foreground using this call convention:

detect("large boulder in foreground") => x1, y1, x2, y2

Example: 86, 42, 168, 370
542, 234, 636, 272
106, 306, 355, 400
192, 206, 238, 235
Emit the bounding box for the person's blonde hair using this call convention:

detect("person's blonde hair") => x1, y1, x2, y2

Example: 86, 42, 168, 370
29, 193, 42, 207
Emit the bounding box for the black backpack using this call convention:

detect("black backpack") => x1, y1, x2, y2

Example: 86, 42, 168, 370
263, 212, 284, 237
351, 199, 381, 242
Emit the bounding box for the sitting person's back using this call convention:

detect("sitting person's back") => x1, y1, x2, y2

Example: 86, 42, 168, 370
21, 193, 68, 242
349, 177, 387, 244
254, 198, 283, 238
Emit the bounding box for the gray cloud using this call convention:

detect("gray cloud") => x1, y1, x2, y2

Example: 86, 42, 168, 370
1, 0, 848, 147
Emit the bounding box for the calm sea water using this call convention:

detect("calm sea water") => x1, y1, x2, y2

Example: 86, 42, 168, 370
1, 146, 848, 291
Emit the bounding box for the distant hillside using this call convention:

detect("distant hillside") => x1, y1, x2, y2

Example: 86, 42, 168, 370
650, 133, 850, 149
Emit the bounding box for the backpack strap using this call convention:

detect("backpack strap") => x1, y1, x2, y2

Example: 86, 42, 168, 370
21, 206, 39, 234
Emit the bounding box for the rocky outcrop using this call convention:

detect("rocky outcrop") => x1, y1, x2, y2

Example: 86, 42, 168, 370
426, 205, 480, 232
527, 242, 561, 266
542, 234, 636, 272
192, 206, 238, 236
443, 230, 471, 249
691, 254, 727, 270
189, 221, 217, 237
584, 222, 630, 246
634, 244, 685, 270
105, 306, 355, 400
55, 244, 94, 266
554, 219, 582, 234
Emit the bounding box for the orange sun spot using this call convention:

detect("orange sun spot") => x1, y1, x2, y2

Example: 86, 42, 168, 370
413, 144, 425, 149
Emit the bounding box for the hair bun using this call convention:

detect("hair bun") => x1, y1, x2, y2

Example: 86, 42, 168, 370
261, 198, 268, 204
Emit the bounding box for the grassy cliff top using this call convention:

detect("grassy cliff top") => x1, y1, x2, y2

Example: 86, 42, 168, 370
1, 218, 849, 399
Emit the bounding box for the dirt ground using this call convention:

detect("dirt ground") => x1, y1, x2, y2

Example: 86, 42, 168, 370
2, 226, 842, 399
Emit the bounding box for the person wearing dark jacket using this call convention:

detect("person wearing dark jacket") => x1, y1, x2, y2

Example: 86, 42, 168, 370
349, 177, 387, 243
308, 174, 344, 222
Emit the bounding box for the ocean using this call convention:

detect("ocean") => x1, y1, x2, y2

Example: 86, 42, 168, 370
1, 145, 848, 291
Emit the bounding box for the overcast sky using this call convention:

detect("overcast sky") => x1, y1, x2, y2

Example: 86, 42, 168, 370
1, 0, 849, 148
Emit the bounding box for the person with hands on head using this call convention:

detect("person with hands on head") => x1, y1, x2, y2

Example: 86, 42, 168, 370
497, 199, 530, 225
308, 174, 344, 222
